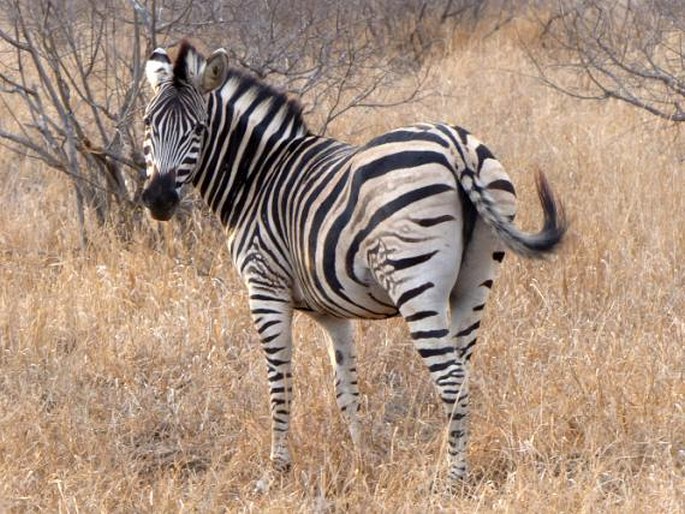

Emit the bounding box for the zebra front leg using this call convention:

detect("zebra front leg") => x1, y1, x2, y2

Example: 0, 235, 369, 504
249, 291, 294, 476
308, 313, 362, 449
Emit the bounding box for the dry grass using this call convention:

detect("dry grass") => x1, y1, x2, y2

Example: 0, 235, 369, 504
1, 18, 684, 513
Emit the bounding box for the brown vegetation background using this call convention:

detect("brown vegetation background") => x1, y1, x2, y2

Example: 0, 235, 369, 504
1, 15, 684, 513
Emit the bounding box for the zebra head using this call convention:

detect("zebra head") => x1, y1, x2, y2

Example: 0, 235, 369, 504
141, 42, 229, 221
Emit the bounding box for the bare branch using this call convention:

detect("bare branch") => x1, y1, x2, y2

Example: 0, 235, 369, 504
537, 0, 685, 123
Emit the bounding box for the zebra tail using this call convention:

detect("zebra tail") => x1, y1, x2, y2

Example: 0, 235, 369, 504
465, 170, 568, 259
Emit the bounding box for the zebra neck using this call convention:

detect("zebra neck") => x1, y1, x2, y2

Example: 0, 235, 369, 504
192, 76, 308, 230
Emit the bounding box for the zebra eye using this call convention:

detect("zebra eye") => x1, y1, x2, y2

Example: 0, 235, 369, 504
143, 116, 151, 127
194, 123, 206, 136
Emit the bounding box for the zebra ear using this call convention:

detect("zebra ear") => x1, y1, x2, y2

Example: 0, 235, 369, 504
145, 48, 172, 92
199, 49, 229, 94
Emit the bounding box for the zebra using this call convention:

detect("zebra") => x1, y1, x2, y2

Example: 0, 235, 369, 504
141, 41, 566, 485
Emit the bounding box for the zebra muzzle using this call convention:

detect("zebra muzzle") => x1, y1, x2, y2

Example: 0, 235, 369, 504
141, 171, 179, 221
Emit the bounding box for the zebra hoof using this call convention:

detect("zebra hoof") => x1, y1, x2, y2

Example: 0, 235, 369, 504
254, 454, 292, 494
272, 458, 292, 474
428, 471, 472, 497
254, 473, 273, 495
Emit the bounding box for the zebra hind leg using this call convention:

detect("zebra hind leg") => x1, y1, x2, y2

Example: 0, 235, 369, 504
405, 308, 470, 485
392, 279, 472, 485
445, 220, 505, 484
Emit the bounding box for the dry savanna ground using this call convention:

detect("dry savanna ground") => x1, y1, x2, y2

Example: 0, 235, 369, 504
1, 18, 684, 513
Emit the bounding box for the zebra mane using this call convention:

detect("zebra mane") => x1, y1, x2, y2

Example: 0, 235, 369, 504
171, 40, 308, 132
225, 66, 308, 133
173, 39, 198, 86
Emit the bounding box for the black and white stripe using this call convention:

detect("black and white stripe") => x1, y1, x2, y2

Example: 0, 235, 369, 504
141, 41, 567, 484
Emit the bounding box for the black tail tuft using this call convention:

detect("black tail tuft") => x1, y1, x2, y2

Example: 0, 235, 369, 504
529, 170, 568, 255
484, 169, 567, 260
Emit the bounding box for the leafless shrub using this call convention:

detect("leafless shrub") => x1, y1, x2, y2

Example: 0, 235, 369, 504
534, 0, 685, 122
0, 0, 177, 244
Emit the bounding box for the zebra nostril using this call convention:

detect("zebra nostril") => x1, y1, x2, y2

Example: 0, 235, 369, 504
141, 171, 179, 220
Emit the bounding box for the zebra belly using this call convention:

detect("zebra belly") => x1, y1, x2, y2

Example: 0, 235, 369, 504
291, 273, 399, 319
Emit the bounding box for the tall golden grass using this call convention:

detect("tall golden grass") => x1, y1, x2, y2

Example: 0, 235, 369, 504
1, 18, 683, 513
